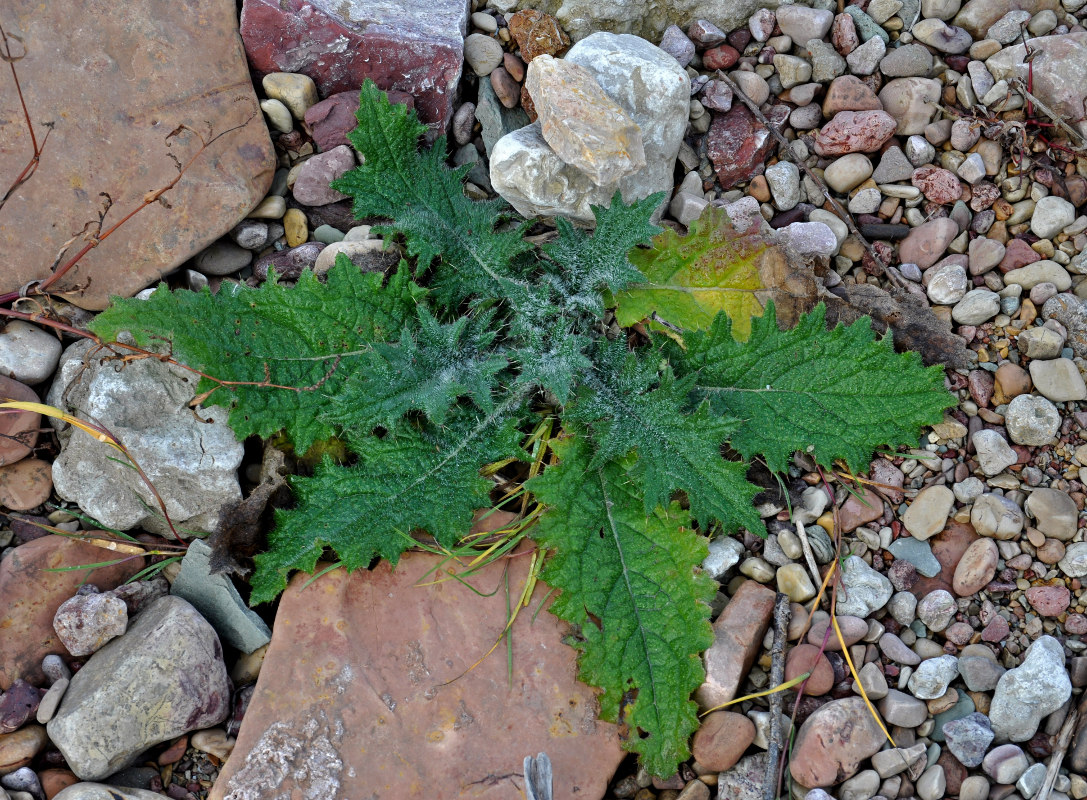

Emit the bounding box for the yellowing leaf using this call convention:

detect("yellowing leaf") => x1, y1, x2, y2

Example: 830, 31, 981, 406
615, 206, 815, 340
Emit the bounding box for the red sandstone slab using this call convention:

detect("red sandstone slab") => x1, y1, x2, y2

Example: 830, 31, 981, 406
0, 0, 275, 309
209, 546, 624, 800
695, 579, 777, 710
240, 0, 469, 136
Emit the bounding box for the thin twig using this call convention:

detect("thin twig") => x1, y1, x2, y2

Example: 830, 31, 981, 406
766, 593, 790, 800
1033, 703, 1080, 800
794, 519, 821, 593
713, 70, 904, 290
1010, 78, 1087, 151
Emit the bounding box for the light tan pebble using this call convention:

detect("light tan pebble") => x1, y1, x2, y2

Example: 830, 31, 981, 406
313, 239, 395, 274
262, 72, 319, 120
259, 98, 294, 133
283, 208, 308, 248
35, 677, 69, 724
247, 195, 286, 220
230, 643, 268, 685
190, 728, 236, 760
776, 563, 816, 602
343, 225, 373, 241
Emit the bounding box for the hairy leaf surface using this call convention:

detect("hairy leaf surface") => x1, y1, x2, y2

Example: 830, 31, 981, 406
89, 258, 424, 452
529, 435, 715, 776
680, 303, 955, 473
251, 408, 526, 604
568, 342, 764, 535
330, 80, 534, 310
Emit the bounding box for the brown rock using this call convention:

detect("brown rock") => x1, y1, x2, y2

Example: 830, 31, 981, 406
993, 362, 1033, 404
0, 0, 274, 309
520, 83, 538, 122
503, 53, 526, 83
806, 614, 868, 651
822, 75, 883, 116
911, 521, 980, 598
899, 218, 959, 269
0, 724, 47, 774
39, 768, 79, 799
489, 66, 521, 110
912, 166, 963, 205
0, 458, 53, 511
696, 580, 776, 710
691, 711, 755, 772
1000, 238, 1042, 272
0, 377, 39, 467
508, 9, 570, 62
937, 750, 967, 795
706, 104, 789, 189
790, 698, 885, 787
870, 458, 905, 504
837, 486, 885, 533
786, 644, 835, 696
813, 110, 897, 157
702, 45, 740, 71
832, 13, 860, 55
952, 537, 999, 596
208, 546, 623, 800
0, 536, 144, 690
1026, 585, 1071, 616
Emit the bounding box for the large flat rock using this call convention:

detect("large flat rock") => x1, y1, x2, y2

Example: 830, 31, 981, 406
209, 547, 625, 800
0, 0, 275, 309
240, 0, 469, 135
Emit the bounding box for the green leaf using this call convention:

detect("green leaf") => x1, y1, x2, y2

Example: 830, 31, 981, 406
529, 434, 715, 777
615, 205, 804, 339
567, 341, 764, 535
331, 80, 535, 310
250, 406, 527, 604
325, 306, 509, 430
680, 302, 955, 473
89, 257, 424, 453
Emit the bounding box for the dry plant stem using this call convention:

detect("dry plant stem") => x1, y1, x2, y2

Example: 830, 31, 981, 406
794, 519, 821, 591
765, 592, 790, 800
1011, 78, 1087, 151
713, 70, 904, 290
0, 23, 51, 214
1033, 704, 1080, 800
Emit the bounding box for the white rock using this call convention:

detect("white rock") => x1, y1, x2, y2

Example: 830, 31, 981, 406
952, 289, 1002, 325
836, 556, 893, 617
971, 429, 1017, 475
908, 654, 959, 699
1004, 393, 1060, 446
0, 321, 63, 385
989, 635, 1071, 741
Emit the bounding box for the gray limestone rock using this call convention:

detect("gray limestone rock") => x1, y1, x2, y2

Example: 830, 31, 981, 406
46, 339, 244, 535
989, 635, 1071, 742
490, 32, 689, 223
836, 555, 893, 617
170, 539, 272, 654
47, 596, 231, 780
475, 78, 530, 158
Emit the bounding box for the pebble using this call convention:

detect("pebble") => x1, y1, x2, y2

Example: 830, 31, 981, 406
912, 165, 962, 205
790, 698, 885, 788
247, 195, 286, 220
261, 72, 318, 120
943, 712, 995, 767
879, 688, 928, 727
953, 289, 1001, 325
1004, 393, 1061, 446
926, 262, 968, 305
1024, 487, 1079, 540
907, 654, 959, 699
259, 98, 293, 133
35, 677, 68, 724
970, 493, 1024, 539
292, 145, 354, 206
824, 153, 873, 193
982, 743, 1030, 784
813, 110, 897, 156
846, 35, 886, 75
1025, 584, 1071, 616
52, 592, 128, 657
1030, 357, 1087, 402
989, 635, 1072, 742
916, 589, 956, 631
776, 563, 815, 602
887, 537, 941, 577
971, 429, 1017, 475
775, 6, 834, 42
902, 485, 954, 539
835, 556, 893, 617
195, 239, 252, 276
785, 644, 834, 695
953, 538, 999, 596
464, 33, 504, 76
879, 631, 922, 665
917, 764, 946, 800
764, 161, 801, 211
1059, 541, 1087, 577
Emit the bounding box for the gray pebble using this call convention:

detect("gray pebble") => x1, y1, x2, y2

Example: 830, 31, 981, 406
195, 239, 253, 277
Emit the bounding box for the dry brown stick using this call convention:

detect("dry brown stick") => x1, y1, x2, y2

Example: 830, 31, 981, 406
1033, 703, 1080, 800
766, 592, 791, 800
1011, 78, 1087, 151
713, 70, 906, 291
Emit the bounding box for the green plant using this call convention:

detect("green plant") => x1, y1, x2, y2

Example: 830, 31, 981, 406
89, 81, 954, 776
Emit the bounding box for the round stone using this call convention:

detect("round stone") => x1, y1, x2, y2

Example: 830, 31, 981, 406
953, 538, 998, 596
1030, 195, 1076, 239
261, 72, 319, 120
259, 98, 294, 133
283, 208, 308, 248
1004, 393, 1060, 446
464, 33, 505, 77
953, 289, 1001, 325
785, 644, 835, 695
916, 589, 956, 631
824, 153, 874, 193
969, 493, 1024, 540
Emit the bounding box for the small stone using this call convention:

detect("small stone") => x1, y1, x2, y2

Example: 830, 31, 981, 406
52, 784, 172, 800
702, 537, 745, 580
983, 743, 1030, 784
1032, 196, 1076, 238
880, 43, 935, 77
464, 32, 505, 76
190, 728, 236, 761
1004, 393, 1061, 446
0, 322, 62, 386
970, 493, 1024, 540
913, 18, 972, 52
1029, 357, 1087, 402
846, 35, 886, 75
0, 458, 52, 512
879, 688, 928, 727
697, 581, 776, 710
261, 72, 318, 120
785, 645, 834, 696
35, 677, 68, 725
878, 77, 942, 135
1017, 326, 1064, 359
1025, 488, 1078, 541
195, 240, 252, 277
902, 485, 954, 539
1059, 542, 1087, 578
972, 429, 1017, 474
0, 725, 47, 774
52, 593, 128, 657
659, 25, 695, 67
824, 153, 874, 193
813, 110, 897, 157
872, 146, 915, 184
1025, 584, 1071, 616
926, 262, 968, 305
292, 145, 354, 206
776, 563, 816, 603
790, 698, 885, 788
968, 237, 1005, 275
880, 632, 921, 665
912, 165, 962, 205
247, 195, 286, 220
807, 40, 846, 83
953, 289, 1001, 325
259, 98, 293, 133
899, 218, 958, 269
282, 208, 308, 248
943, 711, 994, 767
953, 538, 999, 596
507, 9, 570, 62
887, 537, 941, 578
836, 556, 892, 617
917, 589, 957, 631
490, 66, 521, 109
908, 655, 959, 699
692, 711, 755, 772
989, 635, 1072, 742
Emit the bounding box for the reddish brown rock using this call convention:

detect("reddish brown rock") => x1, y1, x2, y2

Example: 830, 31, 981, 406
899, 218, 959, 270
208, 547, 623, 800
508, 9, 570, 62
0, 0, 274, 309
39, 768, 79, 799
692, 711, 755, 772
832, 13, 860, 55
786, 644, 835, 696
912, 166, 963, 205
813, 110, 897, 156
790, 698, 885, 787
304, 88, 413, 153
953, 538, 999, 596
837, 486, 885, 533
0, 377, 39, 467
0, 458, 53, 511
911, 521, 980, 599
993, 362, 1033, 404
822, 75, 883, 116
0, 536, 144, 690
696, 580, 776, 710
982, 614, 1010, 642
1026, 585, 1071, 616
0, 725, 46, 774
241, 0, 468, 136
870, 458, 905, 504
702, 44, 740, 70
706, 104, 790, 189
1000, 238, 1043, 272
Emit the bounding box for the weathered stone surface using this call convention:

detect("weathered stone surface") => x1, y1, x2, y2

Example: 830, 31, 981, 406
0, 536, 143, 690
986, 34, 1087, 138
508, 9, 571, 61
240, 0, 469, 136
170, 539, 272, 654
813, 110, 897, 156
491, 32, 688, 223
525, 55, 645, 186
47, 596, 231, 781
707, 104, 790, 189
989, 635, 1071, 742
0, 377, 40, 468
53, 785, 175, 800
209, 547, 623, 800
790, 698, 885, 787
53, 593, 128, 658
696, 580, 776, 710
47, 339, 244, 535
0, 0, 274, 309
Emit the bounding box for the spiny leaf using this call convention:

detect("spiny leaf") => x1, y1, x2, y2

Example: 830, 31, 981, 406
568, 341, 764, 535
679, 302, 955, 473
529, 434, 715, 777
325, 306, 509, 430
330, 80, 535, 310
614, 205, 815, 339
89, 257, 424, 453
250, 406, 527, 604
